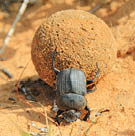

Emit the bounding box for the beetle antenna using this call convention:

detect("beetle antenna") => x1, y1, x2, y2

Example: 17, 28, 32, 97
52, 50, 60, 74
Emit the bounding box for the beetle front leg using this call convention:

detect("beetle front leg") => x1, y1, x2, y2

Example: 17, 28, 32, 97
83, 106, 90, 121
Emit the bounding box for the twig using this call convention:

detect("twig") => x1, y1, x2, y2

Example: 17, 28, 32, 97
0, 68, 13, 78
90, 3, 103, 14
83, 118, 99, 136
16, 59, 30, 96
77, 124, 82, 136
69, 125, 74, 136
0, 0, 29, 54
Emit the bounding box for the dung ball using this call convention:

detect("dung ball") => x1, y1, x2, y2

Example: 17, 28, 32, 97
31, 9, 116, 87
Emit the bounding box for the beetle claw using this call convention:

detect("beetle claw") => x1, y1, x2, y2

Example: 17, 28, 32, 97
54, 109, 64, 125
87, 87, 97, 93
54, 117, 62, 125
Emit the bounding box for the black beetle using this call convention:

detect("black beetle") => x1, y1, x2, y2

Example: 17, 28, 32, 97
52, 50, 100, 124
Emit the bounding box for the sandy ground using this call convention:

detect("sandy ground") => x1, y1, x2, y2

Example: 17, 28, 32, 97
0, 0, 135, 136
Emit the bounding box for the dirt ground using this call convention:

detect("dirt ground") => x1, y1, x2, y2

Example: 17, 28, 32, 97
0, 0, 135, 136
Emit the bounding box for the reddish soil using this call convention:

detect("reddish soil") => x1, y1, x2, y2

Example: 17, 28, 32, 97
0, 0, 135, 136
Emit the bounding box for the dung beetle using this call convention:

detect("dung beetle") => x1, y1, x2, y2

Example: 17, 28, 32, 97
52, 50, 100, 124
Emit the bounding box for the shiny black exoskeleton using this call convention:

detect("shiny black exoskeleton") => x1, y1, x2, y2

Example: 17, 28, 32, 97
52, 50, 100, 124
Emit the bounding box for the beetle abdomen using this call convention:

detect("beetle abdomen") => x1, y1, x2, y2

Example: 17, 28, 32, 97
57, 93, 87, 111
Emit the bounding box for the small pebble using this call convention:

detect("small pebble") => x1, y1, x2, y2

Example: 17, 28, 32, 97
26, 95, 37, 102
8, 97, 16, 102
17, 65, 25, 68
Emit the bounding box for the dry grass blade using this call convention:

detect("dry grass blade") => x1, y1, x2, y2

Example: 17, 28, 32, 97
69, 125, 74, 136
83, 118, 99, 136
38, 102, 49, 129
16, 59, 30, 96
0, 0, 29, 54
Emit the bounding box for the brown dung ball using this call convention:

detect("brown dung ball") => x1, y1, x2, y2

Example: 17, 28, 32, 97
31, 9, 116, 87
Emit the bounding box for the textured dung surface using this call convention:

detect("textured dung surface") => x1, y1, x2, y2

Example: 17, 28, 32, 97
31, 9, 116, 87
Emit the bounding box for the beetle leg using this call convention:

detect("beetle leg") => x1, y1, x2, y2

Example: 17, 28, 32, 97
83, 106, 90, 121
55, 110, 64, 125
52, 50, 60, 74
57, 110, 64, 117
53, 83, 56, 87
86, 63, 100, 93
87, 87, 97, 93
87, 63, 100, 85
55, 117, 63, 125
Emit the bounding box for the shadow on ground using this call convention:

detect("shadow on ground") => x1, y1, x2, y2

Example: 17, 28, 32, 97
0, 75, 57, 125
